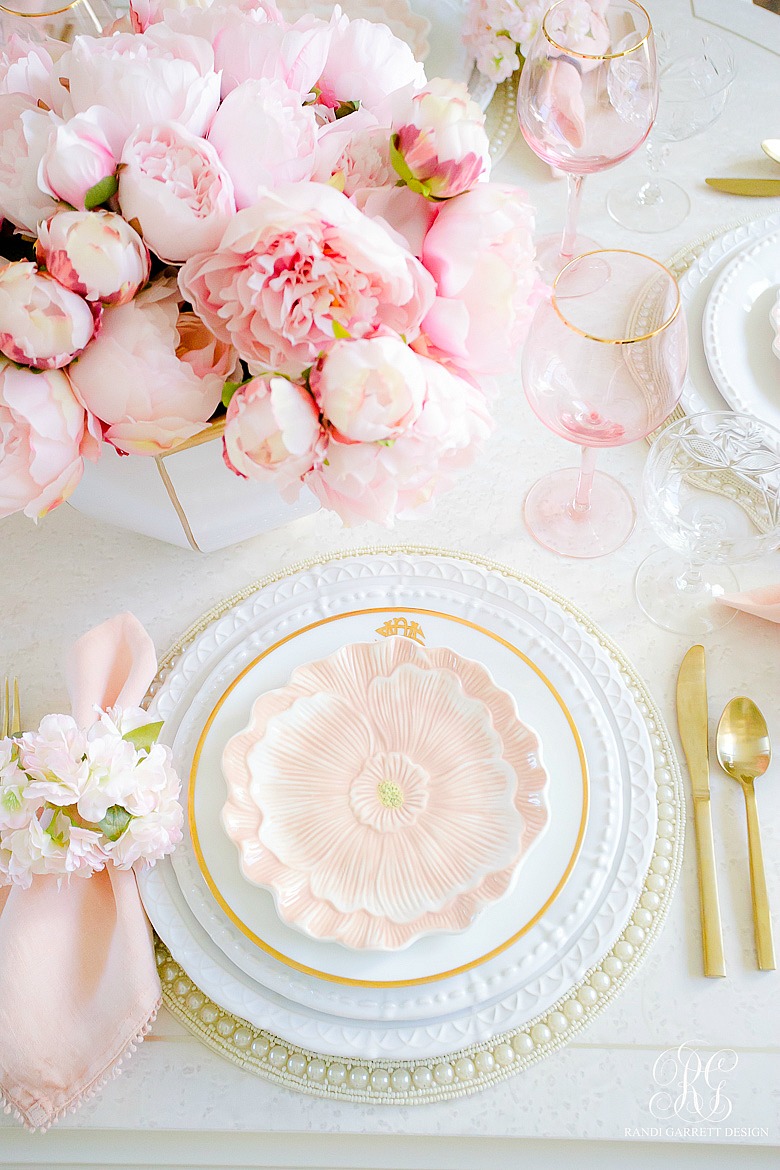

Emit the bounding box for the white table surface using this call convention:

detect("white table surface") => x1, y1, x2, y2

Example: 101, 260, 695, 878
3, 0, 780, 1165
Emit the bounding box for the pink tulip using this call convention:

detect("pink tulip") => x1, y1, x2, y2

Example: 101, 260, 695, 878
223, 375, 325, 494
119, 122, 236, 262
0, 361, 99, 519
36, 210, 150, 306
392, 78, 490, 200
68, 281, 223, 455
0, 261, 97, 370
38, 106, 125, 211
207, 78, 317, 207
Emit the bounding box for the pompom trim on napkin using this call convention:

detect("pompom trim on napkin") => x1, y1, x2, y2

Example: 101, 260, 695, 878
0, 997, 161, 1132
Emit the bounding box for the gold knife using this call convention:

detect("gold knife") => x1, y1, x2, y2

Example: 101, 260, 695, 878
706, 178, 780, 197
676, 645, 726, 978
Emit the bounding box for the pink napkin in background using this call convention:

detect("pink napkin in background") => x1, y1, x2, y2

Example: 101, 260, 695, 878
719, 585, 780, 623
0, 613, 162, 1131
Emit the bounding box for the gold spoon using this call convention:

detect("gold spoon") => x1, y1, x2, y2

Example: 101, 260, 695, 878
716, 697, 776, 971
761, 139, 780, 165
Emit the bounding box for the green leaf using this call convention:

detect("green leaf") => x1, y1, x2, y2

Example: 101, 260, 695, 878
122, 721, 163, 752
389, 135, 414, 186
84, 173, 118, 211
97, 805, 132, 842
222, 380, 242, 408
332, 319, 351, 340
334, 99, 360, 120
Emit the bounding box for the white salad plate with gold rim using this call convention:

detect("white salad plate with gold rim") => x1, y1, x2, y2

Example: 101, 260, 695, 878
139, 551, 655, 1060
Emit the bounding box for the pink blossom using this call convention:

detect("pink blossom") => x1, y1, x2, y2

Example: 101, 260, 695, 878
420, 183, 537, 376
0, 739, 34, 831
119, 122, 236, 262
59, 25, 221, 141
223, 375, 325, 493
36, 210, 150, 306
0, 94, 57, 233
314, 107, 395, 197
317, 14, 425, 114
20, 714, 88, 804
0, 35, 68, 112
175, 311, 238, 382
212, 10, 331, 98
306, 356, 492, 525
207, 78, 317, 207
68, 281, 222, 455
0, 261, 97, 370
0, 361, 98, 519
350, 184, 437, 258
38, 106, 125, 211
392, 78, 490, 200
178, 181, 435, 378
311, 334, 425, 442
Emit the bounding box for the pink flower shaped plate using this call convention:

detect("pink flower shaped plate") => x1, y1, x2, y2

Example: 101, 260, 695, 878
221, 637, 549, 950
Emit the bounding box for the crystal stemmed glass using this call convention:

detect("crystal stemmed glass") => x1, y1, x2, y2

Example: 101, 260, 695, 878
516, 0, 658, 281
607, 30, 736, 233
0, 0, 111, 42
636, 413, 780, 634
522, 249, 688, 559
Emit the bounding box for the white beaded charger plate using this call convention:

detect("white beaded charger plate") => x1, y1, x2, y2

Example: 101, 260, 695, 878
141, 551, 651, 1060
140, 548, 682, 1096
702, 228, 780, 428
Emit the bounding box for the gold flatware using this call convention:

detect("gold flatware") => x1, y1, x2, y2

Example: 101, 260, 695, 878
677, 646, 726, 978
716, 697, 776, 971
1, 676, 20, 739
761, 139, 780, 165
705, 178, 780, 197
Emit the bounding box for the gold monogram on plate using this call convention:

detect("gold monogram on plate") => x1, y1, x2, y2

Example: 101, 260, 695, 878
376, 616, 426, 644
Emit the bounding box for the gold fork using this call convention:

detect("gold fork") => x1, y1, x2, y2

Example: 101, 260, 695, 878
1, 677, 21, 738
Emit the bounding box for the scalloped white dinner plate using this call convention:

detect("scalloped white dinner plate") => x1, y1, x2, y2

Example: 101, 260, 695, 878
139, 553, 655, 1059
702, 227, 780, 428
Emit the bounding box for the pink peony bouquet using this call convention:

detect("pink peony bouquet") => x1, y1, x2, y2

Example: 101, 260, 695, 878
0, 708, 183, 888
464, 0, 608, 84
0, 0, 538, 528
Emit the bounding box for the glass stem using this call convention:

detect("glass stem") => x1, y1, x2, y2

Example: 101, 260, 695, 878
571, 446, 597, 514
675, 562, 707, 594
559, 173, 584, 268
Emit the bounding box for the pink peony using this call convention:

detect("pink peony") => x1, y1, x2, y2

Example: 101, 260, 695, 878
178, 181, 435, 378
0, 361, 98, 519
131, 0, 218, 33
69, 281, 223, 455
212, 11, 331, 98
0, 35, 68, 112
306, 355, 492, 525
317, 14, 425, 114
223, 375, 325, 492
119, 122, 236, 262
59, 25, 221, 141
311, 334, 425, 442
0, 261, 97, 370
350, 183, 438, 258
207, 78, 317, 207
314, 107, 395, 197
0, 94, 57, 234
36, 210, 150, 306
420, 183, 537, 376
38, 106, 126, 211
175, 310, 238, 381
392, 78, 490, 200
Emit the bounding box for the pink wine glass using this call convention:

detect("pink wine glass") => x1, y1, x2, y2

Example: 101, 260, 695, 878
522, 250, 688, 559
516, 0, 658, 281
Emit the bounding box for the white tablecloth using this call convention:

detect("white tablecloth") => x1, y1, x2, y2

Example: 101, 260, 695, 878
2, 0, 780, 1163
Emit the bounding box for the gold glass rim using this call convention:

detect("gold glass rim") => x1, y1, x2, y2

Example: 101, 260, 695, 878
0, 0, 82, 13
188, 606, 590, 989
541, 0, 653, 61
551, 248, 682, 345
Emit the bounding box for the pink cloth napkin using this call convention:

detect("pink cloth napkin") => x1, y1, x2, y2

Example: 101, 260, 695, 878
0, 613, 161, 1131
719, 586, 780, 623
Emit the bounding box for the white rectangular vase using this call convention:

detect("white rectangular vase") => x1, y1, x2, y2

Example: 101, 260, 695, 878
68, 424, 320, 552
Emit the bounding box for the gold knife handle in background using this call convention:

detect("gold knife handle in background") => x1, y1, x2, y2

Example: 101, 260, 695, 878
693, 796, 726, 978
